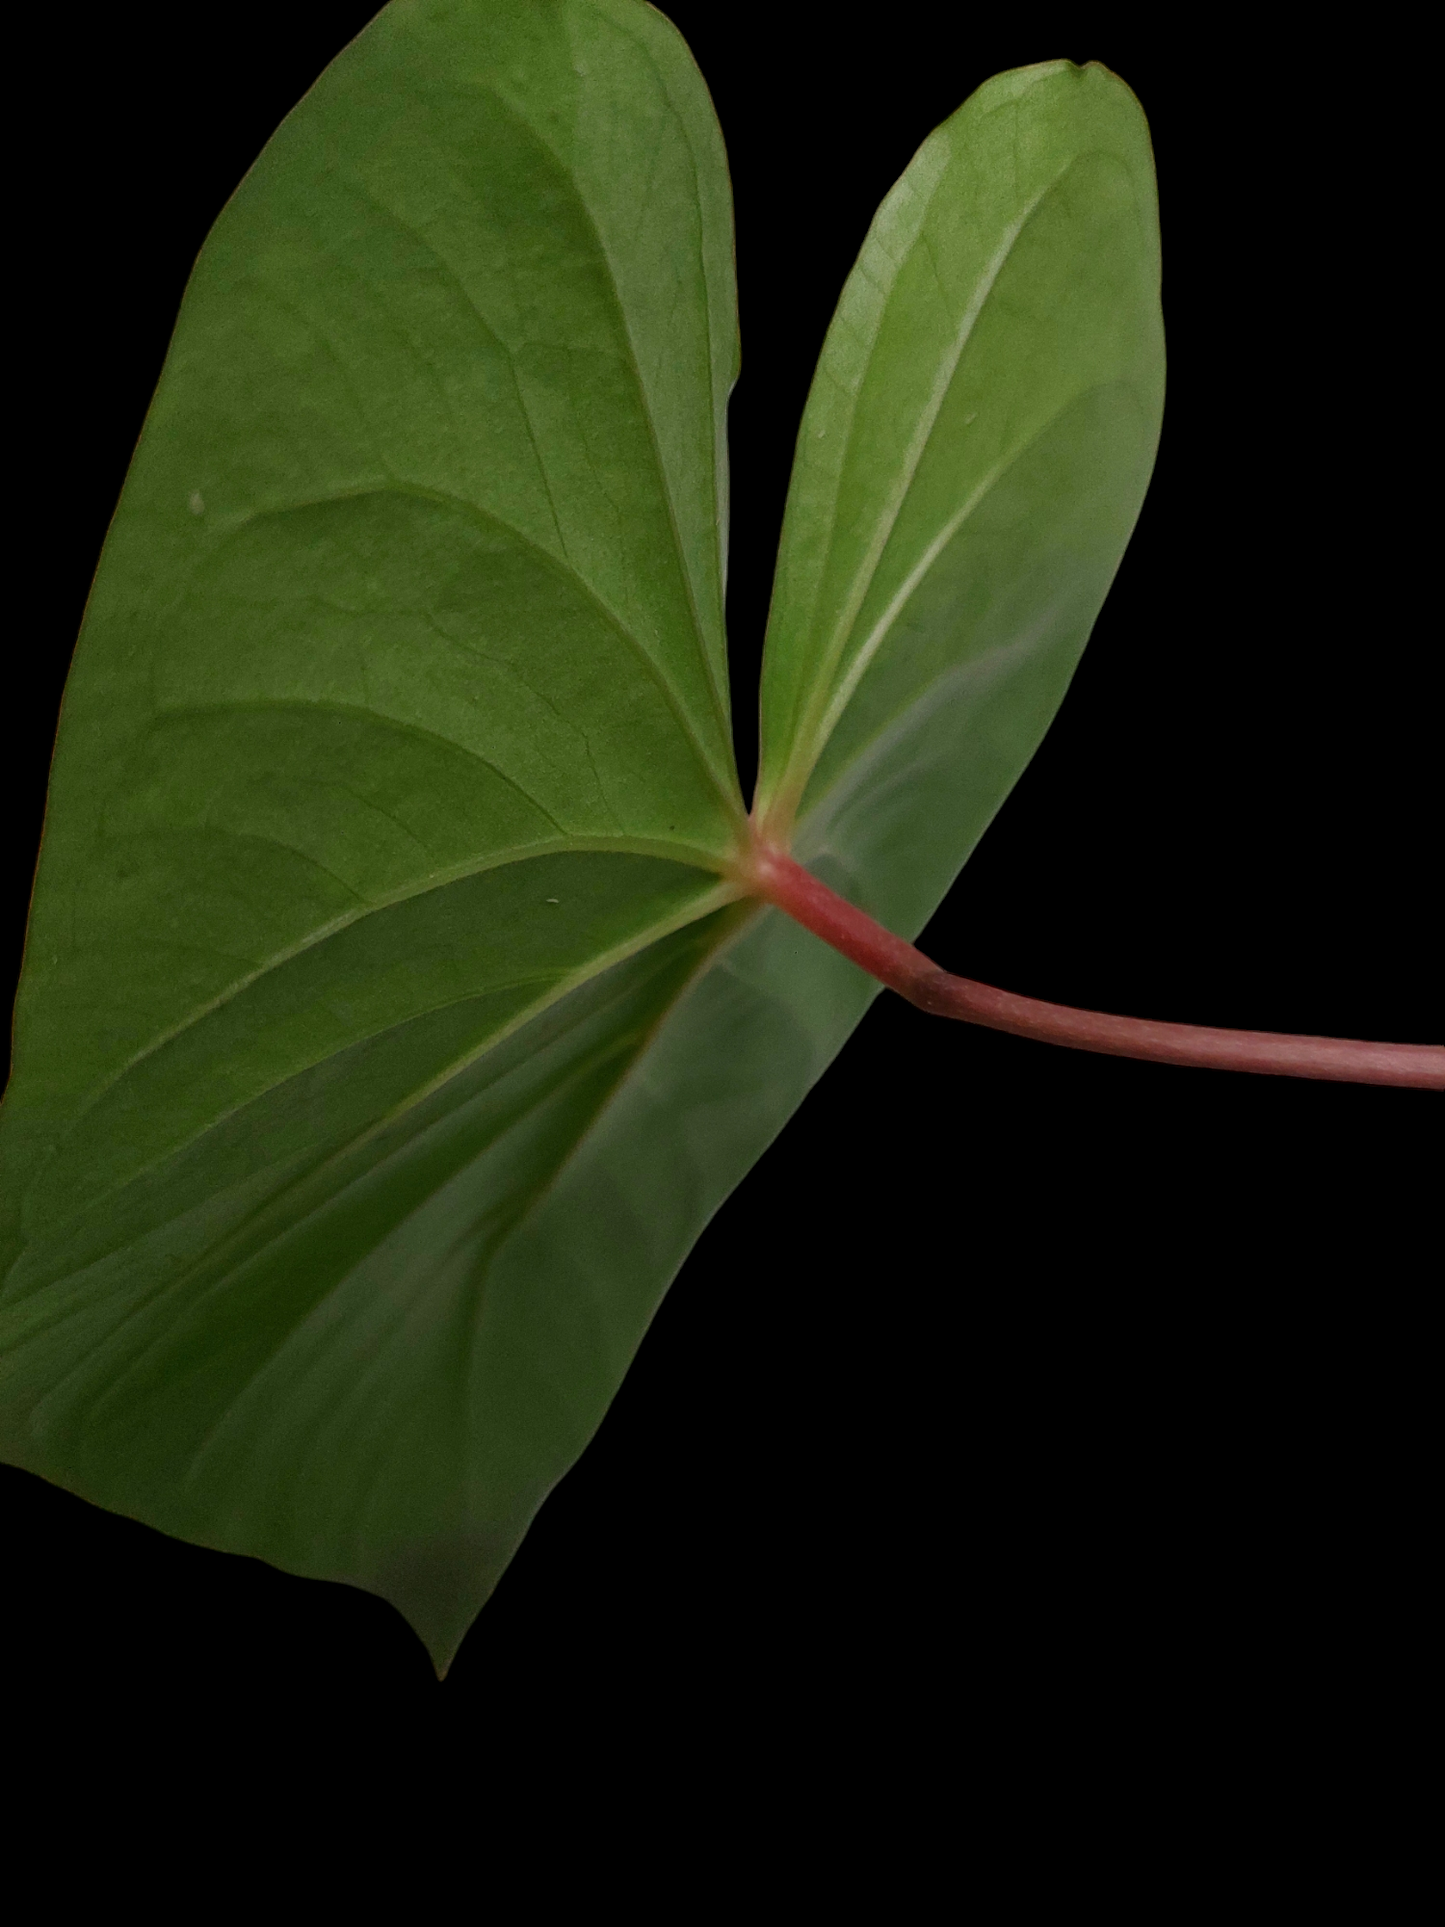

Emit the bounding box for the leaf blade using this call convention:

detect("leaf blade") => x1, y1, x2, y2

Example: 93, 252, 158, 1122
755, 59, 1165, 885
4, 0, 754, 1664
3, 30, 1165, 1668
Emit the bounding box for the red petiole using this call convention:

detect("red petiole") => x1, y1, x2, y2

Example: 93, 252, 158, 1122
733, 835, 1443, 1091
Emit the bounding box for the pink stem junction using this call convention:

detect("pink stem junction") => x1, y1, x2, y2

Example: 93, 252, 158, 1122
734, 838, 1443, 1091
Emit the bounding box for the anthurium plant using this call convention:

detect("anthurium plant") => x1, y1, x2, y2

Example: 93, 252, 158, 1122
2, 0, 1437, 1674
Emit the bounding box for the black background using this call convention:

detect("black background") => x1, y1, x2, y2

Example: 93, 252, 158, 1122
5, 0, 1435, 1840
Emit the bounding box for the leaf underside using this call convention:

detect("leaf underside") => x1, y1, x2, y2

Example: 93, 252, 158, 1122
1, 0, 1163, 1668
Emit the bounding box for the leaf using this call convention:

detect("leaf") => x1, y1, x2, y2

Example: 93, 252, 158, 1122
755, 60, 1165, 938
1, 3, 1163, 1671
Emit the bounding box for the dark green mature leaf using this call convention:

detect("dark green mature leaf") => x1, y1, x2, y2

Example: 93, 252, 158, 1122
1, 1, 1162, 1669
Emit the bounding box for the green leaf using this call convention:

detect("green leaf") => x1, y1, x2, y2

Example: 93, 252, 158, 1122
755, 59, 1164, 939
1, 3, 1163, 1671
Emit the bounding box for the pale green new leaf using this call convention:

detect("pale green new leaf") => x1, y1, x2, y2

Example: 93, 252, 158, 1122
1, 3, 1162, 1670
